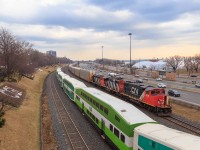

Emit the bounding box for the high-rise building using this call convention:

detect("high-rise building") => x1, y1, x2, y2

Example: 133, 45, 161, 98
46, 50, 56, 57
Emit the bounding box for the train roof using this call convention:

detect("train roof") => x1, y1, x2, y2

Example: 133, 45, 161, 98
81, 87, 155, 125
73, 67, 81, 70
56, 68, 61, 72
58, 71, 66, 77
63, 76, 86, 88
135, 124, 200, 149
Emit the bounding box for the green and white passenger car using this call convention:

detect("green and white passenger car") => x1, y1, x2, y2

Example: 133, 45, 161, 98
75, 87, 156, 150
62, 75, 86, 101
57, 69, 69, 88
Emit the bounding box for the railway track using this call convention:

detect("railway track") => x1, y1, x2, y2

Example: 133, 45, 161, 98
164, 115, 200, 136
50, 75, 90, 150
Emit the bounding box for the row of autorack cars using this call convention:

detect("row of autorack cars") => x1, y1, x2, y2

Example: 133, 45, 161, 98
55, 65, 200, 150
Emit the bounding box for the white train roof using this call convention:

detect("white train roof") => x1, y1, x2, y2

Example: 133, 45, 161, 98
56, 68, 61, 72
135, 124, 200, 149
73, 67, 81, 70
63, 76, 86, 88
81, 87, 155, 125
58, 71, 67, 78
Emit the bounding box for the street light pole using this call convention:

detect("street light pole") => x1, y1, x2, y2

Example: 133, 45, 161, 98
128, 33, 132, 73
102, 46, 104, 69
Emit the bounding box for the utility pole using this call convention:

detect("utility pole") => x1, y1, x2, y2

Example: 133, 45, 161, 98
128, 33, 132, 73
102, 45, 104, 69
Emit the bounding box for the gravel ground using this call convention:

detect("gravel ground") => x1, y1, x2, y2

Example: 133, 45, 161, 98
45, 73, 112, 150
45, 75, 70, 150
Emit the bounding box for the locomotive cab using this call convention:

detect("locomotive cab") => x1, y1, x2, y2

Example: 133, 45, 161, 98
142, 87, 171, 113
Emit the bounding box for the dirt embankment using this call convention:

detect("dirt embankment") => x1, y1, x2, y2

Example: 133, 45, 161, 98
41, 89, 57, 149
0, 66, 60, 150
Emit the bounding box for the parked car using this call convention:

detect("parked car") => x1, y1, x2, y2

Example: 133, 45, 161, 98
108, 72, 118, 77
168, 89, 181, 97
136, 79, 143, 83
157, 83, 166, 88
135, 74, 139, 77
195, 83, 200, 88
156, 78, 162, 81
143, 78, 148, 81
192, 81, 196, 84
191, 75, 197, 77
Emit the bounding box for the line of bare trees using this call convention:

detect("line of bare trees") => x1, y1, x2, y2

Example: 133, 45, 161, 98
165, 54, 200, 74
0, 28, 72, 80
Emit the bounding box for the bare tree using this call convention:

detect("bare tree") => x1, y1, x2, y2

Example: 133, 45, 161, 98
0, 28, 17, 78
183, 56, 192, 73
165, 55, 183, 72
0, 27, 71, 80
192, 54, 200, 72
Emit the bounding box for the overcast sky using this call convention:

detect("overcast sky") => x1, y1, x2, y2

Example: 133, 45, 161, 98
1, 0, 200, 60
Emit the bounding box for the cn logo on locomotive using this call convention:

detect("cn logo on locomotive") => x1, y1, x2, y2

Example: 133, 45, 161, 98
131, 87, 139, 95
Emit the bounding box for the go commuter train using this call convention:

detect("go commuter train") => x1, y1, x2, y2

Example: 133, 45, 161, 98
56, 67, 200, 150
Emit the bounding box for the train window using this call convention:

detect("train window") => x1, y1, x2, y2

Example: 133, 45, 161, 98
93, 100, 96, 105
89, 98, 92, 103
114, 128, 119, 138
76, 96, 80, 101
87, 109, 89, 114
100, 105, 103, 111
92, 114, 95, 120
104, 108, 109, 115
109, 124, 113, 132
152, 141, 155, 148
120, 134, 125, 143
161, 89, 165, 94
95, 118, 99, 124
151, 90, 160, 96
96, 102, 99, 108
146, 91, 150, 95
115, 115, 120, 122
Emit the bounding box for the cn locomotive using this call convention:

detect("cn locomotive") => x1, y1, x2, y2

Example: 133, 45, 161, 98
69, 65, 172, 115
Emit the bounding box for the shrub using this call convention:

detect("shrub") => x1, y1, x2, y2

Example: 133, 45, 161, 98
9, 78, 17, 82
0, 112, 5, 117
0, 76, 5, 82
0, 118, 6, 128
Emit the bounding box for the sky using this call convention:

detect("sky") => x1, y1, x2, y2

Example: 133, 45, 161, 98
1, 0, 200, 60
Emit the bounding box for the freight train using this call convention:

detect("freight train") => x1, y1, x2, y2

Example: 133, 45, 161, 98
56, 68, 200, 150
68, 65, 172, 115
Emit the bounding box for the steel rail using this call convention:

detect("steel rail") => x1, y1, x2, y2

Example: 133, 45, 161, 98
164, 115, 200, 136
50, 75, 89, 150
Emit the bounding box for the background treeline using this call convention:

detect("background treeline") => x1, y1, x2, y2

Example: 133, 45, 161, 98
95, 55, 200, 74
165, 55, 200, 73
0, 28, 72, 80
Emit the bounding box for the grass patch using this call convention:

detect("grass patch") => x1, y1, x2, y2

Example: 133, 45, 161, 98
171, 102, 200, 124
0, 66, 60, 150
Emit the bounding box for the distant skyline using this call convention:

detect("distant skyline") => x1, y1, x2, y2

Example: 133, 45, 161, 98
1, 0, 200, 60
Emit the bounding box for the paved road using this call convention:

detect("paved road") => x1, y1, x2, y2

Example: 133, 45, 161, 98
81, 64, 200, 105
